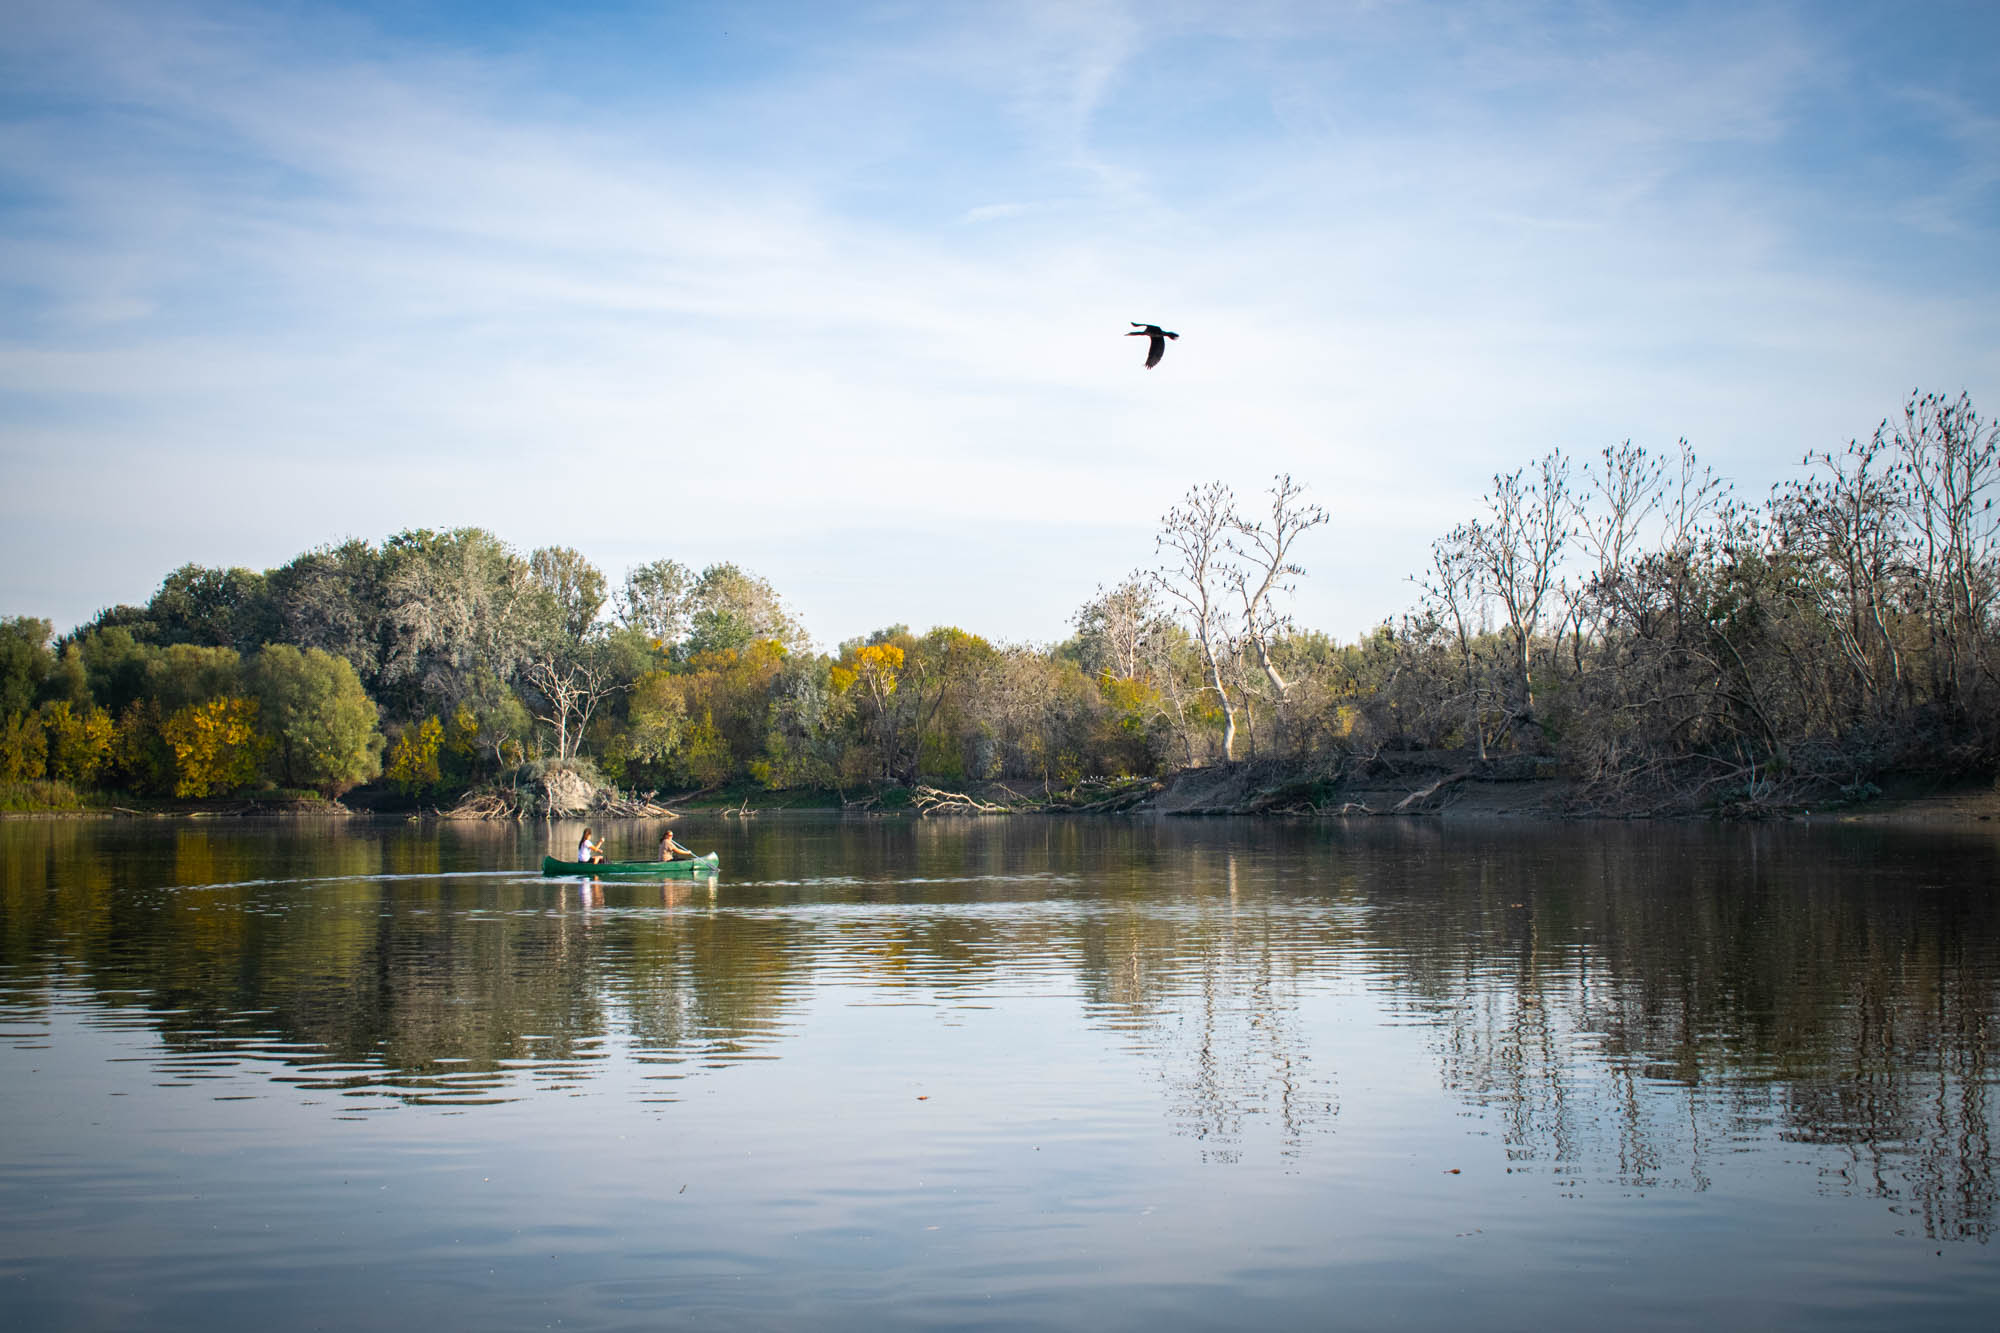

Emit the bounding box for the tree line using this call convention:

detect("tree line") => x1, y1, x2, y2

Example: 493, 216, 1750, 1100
1, 389, 1994, 813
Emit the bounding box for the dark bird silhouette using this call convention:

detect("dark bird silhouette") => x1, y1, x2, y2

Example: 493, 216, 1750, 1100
1128, 322, 1178, 368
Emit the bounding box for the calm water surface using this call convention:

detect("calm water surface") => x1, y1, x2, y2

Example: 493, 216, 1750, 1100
1, 815, 1996, 1331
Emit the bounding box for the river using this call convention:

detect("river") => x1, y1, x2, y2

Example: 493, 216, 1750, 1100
1, 815, 1995, 1330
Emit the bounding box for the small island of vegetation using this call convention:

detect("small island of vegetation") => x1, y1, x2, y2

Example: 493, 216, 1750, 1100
3, 390, 1994, 821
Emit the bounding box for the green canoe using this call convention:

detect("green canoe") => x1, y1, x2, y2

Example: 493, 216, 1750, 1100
541, 852, 719, 877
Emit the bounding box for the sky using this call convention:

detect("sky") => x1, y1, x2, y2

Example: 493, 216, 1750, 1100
2, 0, 1996, 649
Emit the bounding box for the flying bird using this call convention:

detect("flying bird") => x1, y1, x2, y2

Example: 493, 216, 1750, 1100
1128, 322, 1178, 368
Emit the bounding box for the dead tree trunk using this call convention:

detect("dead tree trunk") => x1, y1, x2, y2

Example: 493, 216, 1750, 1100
1151, 482, 1241, 762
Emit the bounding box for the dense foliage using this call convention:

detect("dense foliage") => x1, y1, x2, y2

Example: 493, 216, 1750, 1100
2, 391, 1994, 812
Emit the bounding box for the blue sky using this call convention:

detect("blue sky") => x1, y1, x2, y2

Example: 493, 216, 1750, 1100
3, 0, 1996, 647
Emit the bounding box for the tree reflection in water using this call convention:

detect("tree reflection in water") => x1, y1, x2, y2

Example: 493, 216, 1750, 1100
1362, 821, 2000, 1241
0, 816, 1994, 1237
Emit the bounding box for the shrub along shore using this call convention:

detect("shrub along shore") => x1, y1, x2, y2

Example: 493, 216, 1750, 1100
5, 391, 1997, 823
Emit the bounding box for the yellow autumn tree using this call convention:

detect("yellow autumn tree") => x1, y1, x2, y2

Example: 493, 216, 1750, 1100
830, 638, 908, 781
0, 711, 48, 781
840, 642, 902, 704
41, 700, 117, 786
160, 696, 265, 797
385, 715, 445, 795
669, 640, 787, 784
448, 703, 480, 758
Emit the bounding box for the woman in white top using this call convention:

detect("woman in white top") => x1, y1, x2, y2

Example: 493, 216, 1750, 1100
576, 828, 604, 863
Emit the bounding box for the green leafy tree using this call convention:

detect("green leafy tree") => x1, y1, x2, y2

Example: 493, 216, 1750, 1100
0, 618, 54, 715
681, 564, 809, 659
673, 711, 733, 787
110, 700, 173, 794
901, 627, 996, 782
146, 564, 277, 651
248, 645, 386, 797
626, 670, 688, 759
673, 640, 788, 778
617, 558, 697, 649
755, 656, 849, 789
527, 546, 608, 645
45, 642, 89, 706
146, 644, 243, 713
68, 626, 154, 714
266, 540, 389, 685
379, 528, 538, 716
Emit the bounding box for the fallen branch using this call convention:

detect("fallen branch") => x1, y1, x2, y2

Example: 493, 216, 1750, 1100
1047, 778, 1161, 813
596, 793, 677, 818
1393, 769, 1473, 813
912, 785, 1013, 816
441, 791, 519, 821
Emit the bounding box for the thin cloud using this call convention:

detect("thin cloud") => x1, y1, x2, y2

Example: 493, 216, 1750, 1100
959, 202, 1038, 224
1, 0, 1996, 646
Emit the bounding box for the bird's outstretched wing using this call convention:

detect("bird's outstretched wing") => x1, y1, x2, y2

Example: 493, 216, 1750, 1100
1127, 321, 1176, 367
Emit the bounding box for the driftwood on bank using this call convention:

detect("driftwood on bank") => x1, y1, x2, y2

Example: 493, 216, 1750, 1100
596, 793, 677, 818
1392, 769, 1474, 813
911, 785, 1014, 816
1044, 777, 1161, 813
439, 787, 675, 820
440, 791, 522, 821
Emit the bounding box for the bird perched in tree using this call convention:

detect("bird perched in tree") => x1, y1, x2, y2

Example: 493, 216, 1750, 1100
1128, 322, 1178, 368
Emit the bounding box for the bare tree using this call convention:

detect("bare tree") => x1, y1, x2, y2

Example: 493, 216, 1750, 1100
1228, 474, 1329, 704
1150, 482, 1242, 762
1662, 439, 1733, 556
1417, 524, 1489, 759
1072, 577, 1169, 682
1575, 441, 1669, 651
1468, 450, 1575, 726
1892, 391, 1999, 710
521, 647, 625, 761
1772, 432, 1908, 717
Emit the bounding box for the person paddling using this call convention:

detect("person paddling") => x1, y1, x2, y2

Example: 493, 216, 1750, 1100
659, 828, 695, 862
577, 827, 605, 864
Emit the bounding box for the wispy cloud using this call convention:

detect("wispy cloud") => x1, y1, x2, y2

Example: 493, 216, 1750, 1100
2, 0, 1996, 643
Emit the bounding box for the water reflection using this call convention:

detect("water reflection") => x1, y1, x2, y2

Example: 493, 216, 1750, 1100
1, 816, 1996, 1239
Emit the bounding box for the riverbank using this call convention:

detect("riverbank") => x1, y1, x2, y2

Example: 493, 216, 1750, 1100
0, 792, 356, 819
9, 762, 1998, 824
668, 756, 2000, 825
